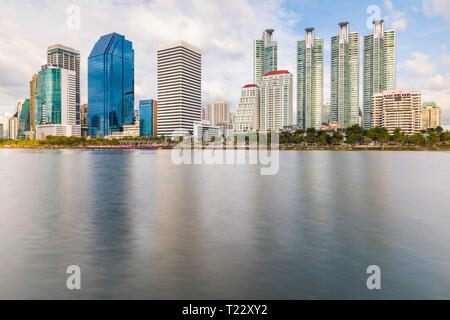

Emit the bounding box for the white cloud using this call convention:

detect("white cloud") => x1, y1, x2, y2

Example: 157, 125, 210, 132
383, 0, 408, 30
423, 0, 450, 26
0, 0, 302, 115
399, 52, 437, 76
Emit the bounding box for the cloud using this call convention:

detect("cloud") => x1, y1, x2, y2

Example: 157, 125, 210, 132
398, 50, 450, 127
423, 0, 450, 26
399, 52, 437, 76
384, 0, 408, 30
0, 0, 302, 115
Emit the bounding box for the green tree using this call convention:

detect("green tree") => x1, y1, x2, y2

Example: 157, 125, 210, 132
367, 127, 390, 145
427, 132, 440, 145
392, 128, 407, 145
331, 131, 343, 145
345, 125, 365, 145
408, 133, 425, 145
305, 128, 317, 144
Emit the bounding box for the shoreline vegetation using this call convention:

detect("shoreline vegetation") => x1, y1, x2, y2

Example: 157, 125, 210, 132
1, 126, 450, 151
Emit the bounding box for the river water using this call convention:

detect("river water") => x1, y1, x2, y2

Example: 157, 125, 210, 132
0, 149, 449, 299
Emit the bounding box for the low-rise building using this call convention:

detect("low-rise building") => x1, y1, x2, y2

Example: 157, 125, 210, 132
371, 90, 421, 134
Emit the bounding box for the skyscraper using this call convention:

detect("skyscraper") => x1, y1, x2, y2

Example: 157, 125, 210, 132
363, 20, 396, 129
88, 33, 134, 138
157, 40, 201, 137
260, 70, 293, 131
331, 22, 360, 128
47, 44, 80, 125
297, 28, 324, 130
34, 66, 80, 138
254, 29, 278, 88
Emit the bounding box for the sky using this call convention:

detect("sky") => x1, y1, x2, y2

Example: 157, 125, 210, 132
0, 0, 449, 127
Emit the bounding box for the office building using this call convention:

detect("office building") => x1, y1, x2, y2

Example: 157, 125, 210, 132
235, 84, 260, 132
47, 44, 80, 125
331, 22, 360, 128
139, 99, 156, 136
371, 90, 421, 134
157, 40, 201, 137
363, 20, 396, 129
322, 103, 331, 124
421, 102, 441, 130
88, 33, 135, 137
260, 70, 293, 131
297, 28, 324, 130
254, 29, 278, 87
34, 66, 81, 138
30, 74, 38, 139
17, 99, 31, 139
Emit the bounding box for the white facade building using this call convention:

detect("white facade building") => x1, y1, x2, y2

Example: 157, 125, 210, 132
260, 70, 293, 131
234, 84, 260, 132
371, 90, 421, 134
157, 40, 202, 137
193, 121, 220, 141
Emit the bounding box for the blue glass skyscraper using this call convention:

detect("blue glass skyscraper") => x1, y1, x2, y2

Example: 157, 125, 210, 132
139, 100, 154, 137
88, 33, 134, 137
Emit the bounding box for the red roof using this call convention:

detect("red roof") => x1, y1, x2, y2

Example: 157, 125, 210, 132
243, 84, 258, 88
263, 70, 290, 77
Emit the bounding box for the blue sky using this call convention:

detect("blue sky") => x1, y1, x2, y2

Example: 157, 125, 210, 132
0, 0, 449, 126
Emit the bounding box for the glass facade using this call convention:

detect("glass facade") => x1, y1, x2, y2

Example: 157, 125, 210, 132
18, 99, 30, 139
35, 68, 62, 125
139, 100, 154, 137
88, 33, 134, 137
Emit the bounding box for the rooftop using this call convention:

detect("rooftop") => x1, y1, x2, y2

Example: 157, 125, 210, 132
263, 70, 291, 77
243, 84, 258, 88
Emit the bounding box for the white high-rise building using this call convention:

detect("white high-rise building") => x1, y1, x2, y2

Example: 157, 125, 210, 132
235, 84, 260, 132
371, 90, 421, 134
260, 70, 293, 131
157, 40, 202, 137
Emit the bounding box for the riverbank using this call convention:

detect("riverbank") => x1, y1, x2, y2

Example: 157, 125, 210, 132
1, 144, 450, 151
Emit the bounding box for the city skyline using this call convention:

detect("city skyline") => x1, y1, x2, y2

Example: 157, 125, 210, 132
0, 0, 449, 128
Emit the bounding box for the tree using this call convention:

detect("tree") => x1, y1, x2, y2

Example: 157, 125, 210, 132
331, 131, 344, 145
436, 126, 443, 133
392, 128, 407, 145
305, 128, 317, 144
408, 133, 425, 145
427, 132, 440, 145
316, 131, 329, 145
345, 125, 365, 145
367, 127, 390, 145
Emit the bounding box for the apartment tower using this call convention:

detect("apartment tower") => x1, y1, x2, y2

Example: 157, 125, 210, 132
331, 22, 360, 128
297, 28, 324, 130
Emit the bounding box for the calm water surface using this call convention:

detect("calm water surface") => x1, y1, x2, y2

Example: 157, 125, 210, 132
0, 149, 449, 299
